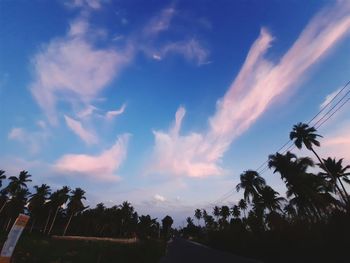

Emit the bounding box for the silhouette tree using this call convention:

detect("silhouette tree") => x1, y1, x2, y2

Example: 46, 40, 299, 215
162, 215, 173, 240
63, 188, 86, 236
47, 186, 70, 235
213, 206, 220, 222
319, 157, 350, 201
28, 184, 51, 232
236, 170, 265, 203
290, 122, 347, 204
255, 186, 285, 213
238, 199, 247, 218
231, 205, 241, 218
194, 209, 202, 226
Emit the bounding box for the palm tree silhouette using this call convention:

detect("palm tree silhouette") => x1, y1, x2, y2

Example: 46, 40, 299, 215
63, 188, 86, 236
194, 209, 202, 226
28, 184, 51, 233
290, 122, 347, 204
47, 186, 70, 235
255, 186, 285, 213
319, 158, 350, 201
236, 170, 266, 203
238, 199, 247, 218
231, 205, 241, 218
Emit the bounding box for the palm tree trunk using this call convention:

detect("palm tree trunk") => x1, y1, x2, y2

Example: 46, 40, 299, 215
30, 218, 36, 233
310, 147, 348, 204
43, 209, 52, 234
338, 178, 350, 202
63, 212, 74, 236
48, 207, 59, 235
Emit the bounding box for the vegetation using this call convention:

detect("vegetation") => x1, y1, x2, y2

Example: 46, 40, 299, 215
0, 234, 165, 263
0, 171, 173, 240
181, 123, 350, 263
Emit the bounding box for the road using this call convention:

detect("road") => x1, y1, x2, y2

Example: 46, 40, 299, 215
160, 238, 261, 263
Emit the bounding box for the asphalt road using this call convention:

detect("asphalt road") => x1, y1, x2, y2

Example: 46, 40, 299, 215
160, 238, 261, 263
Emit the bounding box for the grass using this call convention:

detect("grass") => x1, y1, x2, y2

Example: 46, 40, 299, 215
0, 234, 165, 263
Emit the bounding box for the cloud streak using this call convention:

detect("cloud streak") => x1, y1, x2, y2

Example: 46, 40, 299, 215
150, 1, 350, 177
54, 134, 130, 181
30, 17, 132, 124
64, 115, 98, 144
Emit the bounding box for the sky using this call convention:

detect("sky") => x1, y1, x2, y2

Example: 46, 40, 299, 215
1, 0, 350, 226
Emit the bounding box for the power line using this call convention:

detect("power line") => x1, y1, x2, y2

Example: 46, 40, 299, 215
256, 80, 350, 174
207, 80, 350, 207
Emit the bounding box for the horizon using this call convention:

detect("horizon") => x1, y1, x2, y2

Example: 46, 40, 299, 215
1, 0, 350, 226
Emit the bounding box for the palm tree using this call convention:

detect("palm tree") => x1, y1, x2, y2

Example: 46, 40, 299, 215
236, 170, 266, 203
161, 215, 173, 240
290, 122, 347, 204
63, 188, 86, 236
319, 158, 350, 201
213, 206, 220, 221
256, 186, 286, 213
231, 205, 241, 218
5, 188, 30, 230
0, 170, 6, 188
47, 186, 70, 235
1, 171, 31, 215
238, 199, 247, 218
7, 170, 32, 192
28, 184, 51, 233
194, 209, 202, 226
220, 206, 230, 221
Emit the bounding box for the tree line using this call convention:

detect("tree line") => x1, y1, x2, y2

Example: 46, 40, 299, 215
0, 172, 173, 240
181, 123, 350, 263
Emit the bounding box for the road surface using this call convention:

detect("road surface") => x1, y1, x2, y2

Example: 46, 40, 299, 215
160, 238, 261, 263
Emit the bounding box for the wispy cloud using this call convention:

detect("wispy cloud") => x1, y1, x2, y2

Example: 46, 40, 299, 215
152, 39, 210, 65
64, 0, 103, 10
321, 122, 350, 163
320, 88, 341, 109
64, 115, 98, 144
30, 17, 132, 124
149, 1, 350, 178
54, 134, 130, 181
8, 125, 49, 154
105, 103, 126, 120
143, 7, 175, 37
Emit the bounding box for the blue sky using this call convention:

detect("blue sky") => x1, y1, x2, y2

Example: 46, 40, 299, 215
1, 0, 350, 225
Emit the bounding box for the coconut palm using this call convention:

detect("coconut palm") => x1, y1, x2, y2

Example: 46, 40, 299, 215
162, 215, 173, 240
255, 186, 286, 213
231, 205, 241, 218
236, 170, 266, 203
1, 171, 32, 215
28, 184, 51, 232
63, 188, 86, 236
213, 206, 220, 221
238, 199, 247, 218
47, 186, 70, 235
319, 158, 350, 201
7, 170, 32, 193
194, 209, 202, 226
290, 122, 347, 204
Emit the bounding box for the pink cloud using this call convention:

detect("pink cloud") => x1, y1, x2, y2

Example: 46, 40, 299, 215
150, 1, 350, 178
321, 123, 350, 163
54, 134, 130, 181
105, 103, 126, 120
64, 115, 98, 144
30, 17, 132, 124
